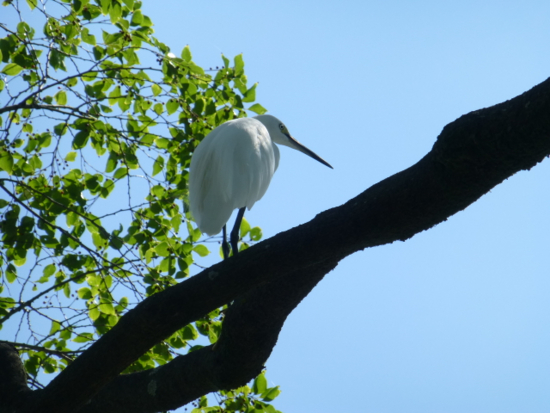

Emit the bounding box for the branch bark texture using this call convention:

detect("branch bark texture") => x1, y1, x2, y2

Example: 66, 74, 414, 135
3, 77, 550, 413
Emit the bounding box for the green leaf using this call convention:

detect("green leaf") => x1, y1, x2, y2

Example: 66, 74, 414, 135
89, 306, 100, 321
82, 28, 96, 45
0, 151, 14, 174
252, 372, 267, 395
155, 241, 170, 257
73, 130, 89, 149
99, 302, 115, 315
151, 83, 161, 96
55, 90, 67, 105
109, 234, 123, 250
87, 274, 101, 287
83, 71, 98, 82
6, 266, 17, 283
65, 151, 77, 162
2, 63, 23, 76
181, 324, 199, 340
100, 180, 115, 198
151, 184, 164, 198
105, 155, 118, 173
131, 10, 143, 25
93, 46, 105, 61
181, 45, 192, 62
262, 386, 281, 402
50, 49, 67, 71
25, 0, 37, 10
153, 102, 164, 115
92, 232, 108, 249
250, 227, 263, 241
234, 53, 244, 74
113, 167, 128, 180
243, 83, 257, 103
116, 297, 129, 312
54, 123, 68, 136
63, 283, 71, 298
248, 103, 267, 115
221, 54, 230, 68
152, 155, 164, 176
109, 1, 122, 23
73, 332, 94, 343
139, 14, 153, 27
43, 264, 56, 277
192, 244, 209, 257
155, 137, 170, 149
66, 77, 78, 87
77, 287, 92, 300
240, 217, 251, 238
166, 99, 179, 115
49, 320, 61, 335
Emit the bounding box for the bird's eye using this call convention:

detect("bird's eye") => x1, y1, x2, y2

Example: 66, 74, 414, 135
279, 124, 284, 130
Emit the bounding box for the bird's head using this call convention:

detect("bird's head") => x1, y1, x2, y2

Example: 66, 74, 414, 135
254, 114, 333, 169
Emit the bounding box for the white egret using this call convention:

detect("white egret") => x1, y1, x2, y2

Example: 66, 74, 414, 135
189, 114, 332, 259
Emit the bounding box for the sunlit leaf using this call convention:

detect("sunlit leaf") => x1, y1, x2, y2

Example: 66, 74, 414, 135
193, 244, 209, 257
166, 98, 179, 115
65, 151, 77, 162
252, 372, 268, 395
248, 103, 268, 115
2, 63, 23, 76
181, 45, 192, 62
262, 386, 281, 402
55, 90, 67, 105
152, 155, 164, 176
25, 0, 37, 10
0, 151, 14, 174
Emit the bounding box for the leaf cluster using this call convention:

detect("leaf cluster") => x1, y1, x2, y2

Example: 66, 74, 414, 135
0, 0, 276, 411
191, 372, 282, 413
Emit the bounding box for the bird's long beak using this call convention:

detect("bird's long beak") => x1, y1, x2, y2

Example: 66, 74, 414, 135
285, 134, 333, 169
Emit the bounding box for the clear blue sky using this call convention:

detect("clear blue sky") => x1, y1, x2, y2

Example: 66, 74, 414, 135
4, 1, 550, 412
141, 1, 550, 412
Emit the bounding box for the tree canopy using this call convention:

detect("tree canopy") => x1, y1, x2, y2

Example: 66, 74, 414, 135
0, 0, 279, 411
2, 1, 550, 413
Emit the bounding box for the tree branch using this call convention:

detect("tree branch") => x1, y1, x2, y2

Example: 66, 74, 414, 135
9, 76, 550, 413
75, 262, 333, 413
0, 102, 97, 120
0, 343, 32, 411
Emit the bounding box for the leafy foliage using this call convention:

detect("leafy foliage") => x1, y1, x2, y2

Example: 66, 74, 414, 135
190, 373, 282, 413
0, 0, 276, 411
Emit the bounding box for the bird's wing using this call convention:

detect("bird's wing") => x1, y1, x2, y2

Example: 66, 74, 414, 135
189, 119, 278, 235
221, 120, 279, 211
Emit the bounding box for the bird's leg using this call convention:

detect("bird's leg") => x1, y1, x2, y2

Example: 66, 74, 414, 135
222, 225, 230, 260
230, 207, 246, 257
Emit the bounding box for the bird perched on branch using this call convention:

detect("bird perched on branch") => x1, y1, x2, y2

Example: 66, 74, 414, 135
189, 114, 332, 259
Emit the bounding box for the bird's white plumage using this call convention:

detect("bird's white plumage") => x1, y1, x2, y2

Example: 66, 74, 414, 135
189, 117, 280, 235
189, 114, 332, 246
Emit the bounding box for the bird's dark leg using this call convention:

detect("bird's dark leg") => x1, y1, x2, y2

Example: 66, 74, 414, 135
222, 224, 230, 260
230, 207, 246, 257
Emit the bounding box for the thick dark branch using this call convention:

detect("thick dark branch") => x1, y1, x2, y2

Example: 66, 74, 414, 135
74, 262, 334, 413
14, 77, 550, 413
0, 343, 32, 411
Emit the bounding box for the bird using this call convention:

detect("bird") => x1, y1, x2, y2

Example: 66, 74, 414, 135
189, 114, 333, 259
